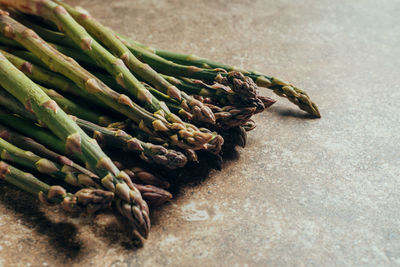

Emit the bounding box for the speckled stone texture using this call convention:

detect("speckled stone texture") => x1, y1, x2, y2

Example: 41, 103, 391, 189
0, 0, 399, 266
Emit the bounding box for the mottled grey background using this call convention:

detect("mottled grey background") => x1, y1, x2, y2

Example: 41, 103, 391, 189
0, 0, 399, 266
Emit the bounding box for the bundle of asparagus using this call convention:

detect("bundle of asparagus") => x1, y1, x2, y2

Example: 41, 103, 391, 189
0, 0, 320, 241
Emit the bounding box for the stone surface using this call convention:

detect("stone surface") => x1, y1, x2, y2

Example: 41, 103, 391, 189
1, 0, 400, 266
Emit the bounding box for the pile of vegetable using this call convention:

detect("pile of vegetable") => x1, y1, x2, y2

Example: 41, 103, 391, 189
0, 0, 320, 241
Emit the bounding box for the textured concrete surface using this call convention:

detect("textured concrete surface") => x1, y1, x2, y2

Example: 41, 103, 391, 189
1, 0, 400, 266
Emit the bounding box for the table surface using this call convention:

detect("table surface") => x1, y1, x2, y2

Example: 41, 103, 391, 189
1, 0, 399, 266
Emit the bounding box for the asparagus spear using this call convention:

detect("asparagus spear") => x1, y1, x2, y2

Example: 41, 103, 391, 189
75, 118, 188, 170
0, 47, 150, 238
0, 136, 100, 187
0, 161, 113, 213
123, 166, 170, 189
134, 183, 172, 207
0, 11, 221, 152
123, 38, 321, 117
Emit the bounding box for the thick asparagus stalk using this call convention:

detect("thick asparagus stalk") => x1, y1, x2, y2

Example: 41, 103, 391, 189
0, 136, 100, 188
0, 11, 221, 152
0, 161, 113, 213
124, 38, 321, 117
0, 47, 107, 108
0, 48, 150, 238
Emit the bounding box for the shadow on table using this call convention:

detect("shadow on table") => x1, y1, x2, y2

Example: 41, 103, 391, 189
0, 183, 82, 259
269, 105, 321, 119
0, 128, 244, 259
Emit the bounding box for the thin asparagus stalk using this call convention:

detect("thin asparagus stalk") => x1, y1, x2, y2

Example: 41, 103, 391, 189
163, 75, 276, 111
0, 46, 150, 238
0, 111, 69, 157
0, 123, 98, 180
39, 85, 114, 126
52, 1, 215, 125
75, 118, 188, 170
0, 11, 221, 152
0, 161, 114, 213
0, 136, 100, 187
124, 38, 321, 117
11, 10, 77, 49
0, 60, 113, 126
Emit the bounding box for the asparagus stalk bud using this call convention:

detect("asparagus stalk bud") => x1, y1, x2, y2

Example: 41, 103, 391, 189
123, 166, 170, 189
133, 184, 172, 207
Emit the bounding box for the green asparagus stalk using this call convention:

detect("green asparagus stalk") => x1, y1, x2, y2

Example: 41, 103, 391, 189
0, 11, 221, 152
0, 136, 100, 187
39, 85, 114, 126
75, 118, 187, 170
163, 75, 276, 110
0, 123, 98, 181
0, 161, 114, 213
0, 47, 107, 108
123, 38, 321, 117
11, 10, 77, 49
0, 46, 150, 238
